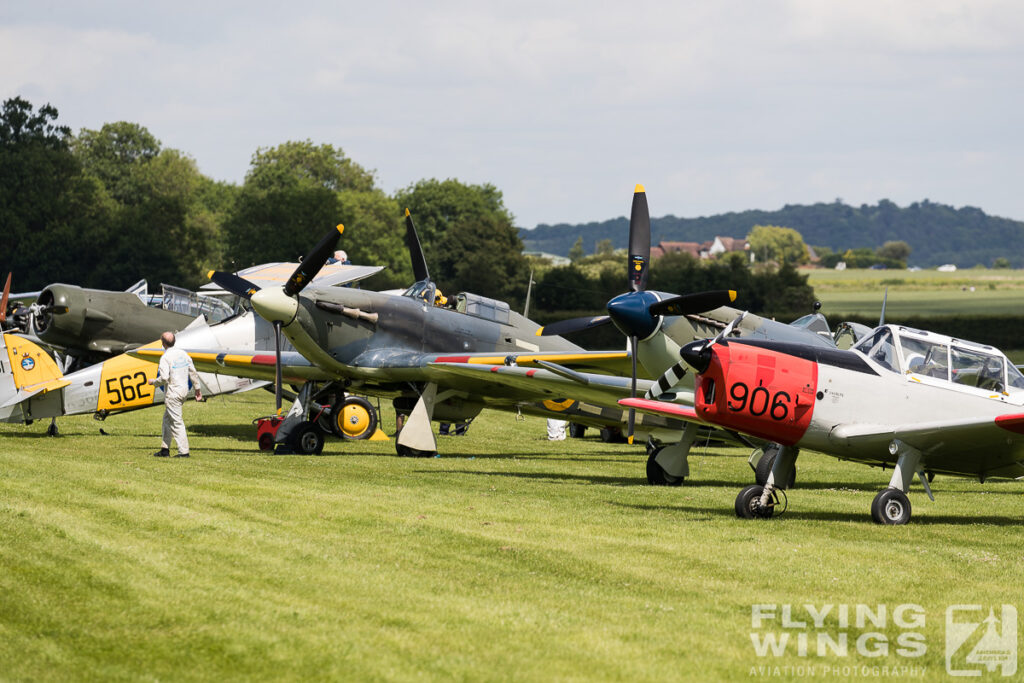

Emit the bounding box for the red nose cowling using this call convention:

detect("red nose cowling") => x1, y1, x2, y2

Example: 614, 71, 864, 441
694, 342, 818, 446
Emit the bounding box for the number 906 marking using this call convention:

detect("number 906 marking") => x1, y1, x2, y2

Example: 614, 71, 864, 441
727, 382, 791, 421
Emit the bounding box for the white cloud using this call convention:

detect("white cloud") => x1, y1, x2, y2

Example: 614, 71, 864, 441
2, 1, 1023, 226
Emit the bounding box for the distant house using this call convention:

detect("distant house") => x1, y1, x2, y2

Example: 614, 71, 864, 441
650, 241, 702, 261
651, 236, 750, 262
524, 251, 571, 267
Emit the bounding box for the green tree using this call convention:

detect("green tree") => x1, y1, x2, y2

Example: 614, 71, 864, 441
595, 238, 614, 257
568, 236, 585, 262
0, 97, 113, 289
394, 179, 529, 303
993, 257, 1011, 269
747, 225, 810, 266
877, 240, 911, 265
224, 141, 375, 271
70, 124, 227, 288
72, 122, 160, 204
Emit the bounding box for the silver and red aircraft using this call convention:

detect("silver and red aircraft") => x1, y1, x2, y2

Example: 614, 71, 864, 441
621, 321, 1024, 524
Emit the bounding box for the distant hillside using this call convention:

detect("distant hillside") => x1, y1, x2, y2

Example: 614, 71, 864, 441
521, 199, 1024, 268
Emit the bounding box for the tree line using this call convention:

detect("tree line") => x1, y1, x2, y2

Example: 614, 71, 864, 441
1, 96, 816, 324
525, 198, 1024, 269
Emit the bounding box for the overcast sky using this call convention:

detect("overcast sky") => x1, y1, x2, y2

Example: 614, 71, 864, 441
3, 1, 1023, 228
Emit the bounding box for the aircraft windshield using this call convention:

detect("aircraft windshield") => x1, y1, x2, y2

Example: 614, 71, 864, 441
855, 328, 899, 373
403, 281, 436, 303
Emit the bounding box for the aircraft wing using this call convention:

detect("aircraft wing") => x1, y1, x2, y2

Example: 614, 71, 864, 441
130, 345, 336, 383
199, 262, 383, 294
827, 414, 1024, 479
618, 397, 704, 423
429, 350, 637, 378
430, 362, 669, 409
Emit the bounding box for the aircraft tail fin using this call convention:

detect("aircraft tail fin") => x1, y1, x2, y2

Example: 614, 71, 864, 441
1, 333, 70, 403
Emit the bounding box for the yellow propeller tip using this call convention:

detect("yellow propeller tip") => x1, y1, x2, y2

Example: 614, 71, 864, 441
404, 208, 411, 217
336, 224, 344, 235
728, 290, 737, 302
634, 183, 645, 193
206, 270, 215, 279
535, 327, 544, 336
627, 435, 634, 445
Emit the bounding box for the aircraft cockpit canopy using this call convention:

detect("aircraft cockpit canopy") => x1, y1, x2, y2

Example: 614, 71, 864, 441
853, 325, 1024, 393
403, 281, 436, 304
158, 284, 235, 324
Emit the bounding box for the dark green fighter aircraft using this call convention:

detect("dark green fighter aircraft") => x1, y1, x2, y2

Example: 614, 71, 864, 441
137, 211, 733, 456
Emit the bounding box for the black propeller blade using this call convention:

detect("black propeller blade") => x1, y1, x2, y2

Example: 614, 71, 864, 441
284, 224, 346, 297
404, 209, 431, 283
648, 290, 737, 317
208, 270, 261, 300
628, 184, 650, 293
536, 315, 612, 337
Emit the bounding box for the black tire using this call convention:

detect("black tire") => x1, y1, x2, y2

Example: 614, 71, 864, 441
568, 423, 587, 439
871, 489, 912, 525
332, 396, 378, 440
396, 443, 437, 458
646, 449, 684, 486
600, 427, 625, 443
258, 432, 275, 451
753, 446, 796, 489
735, 484, 774, 519
291, 421, 325, 455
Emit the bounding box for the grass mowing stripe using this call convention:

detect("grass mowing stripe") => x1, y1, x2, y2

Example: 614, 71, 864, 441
1, 391, 1022, 680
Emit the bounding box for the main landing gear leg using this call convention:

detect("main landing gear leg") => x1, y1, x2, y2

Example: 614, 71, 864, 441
735, 446, 798, 519
646, 422, 697, 486
871, 441, 921, 525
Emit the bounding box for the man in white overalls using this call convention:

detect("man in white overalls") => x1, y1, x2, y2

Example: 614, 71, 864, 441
150, 331, 202, 458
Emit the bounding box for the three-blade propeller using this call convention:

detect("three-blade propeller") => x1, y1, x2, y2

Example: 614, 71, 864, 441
208, 224, 346, 413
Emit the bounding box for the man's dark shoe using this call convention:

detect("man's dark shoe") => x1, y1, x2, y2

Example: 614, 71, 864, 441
153, 449, 170, 458
173, 452, 190, 458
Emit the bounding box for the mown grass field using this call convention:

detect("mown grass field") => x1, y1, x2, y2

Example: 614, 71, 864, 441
2, 391, 1022, 681
805, 268, 1024, 317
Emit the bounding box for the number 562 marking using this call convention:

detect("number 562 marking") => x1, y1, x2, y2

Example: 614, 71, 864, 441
104, 371, 151, 405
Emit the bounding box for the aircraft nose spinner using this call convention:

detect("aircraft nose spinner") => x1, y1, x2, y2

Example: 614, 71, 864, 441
250, 287, 300, 328
606, 290, 661, 340
686, 340, 818, 447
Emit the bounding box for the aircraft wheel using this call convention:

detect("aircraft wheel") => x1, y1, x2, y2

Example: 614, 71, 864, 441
600, 427, 625, 443
396, 444, 437, 458
568, 423, 586, 439
333, 396, 378, 440
291, 421, 325, 455
871, 489, 911, 525
735, 484, 774, 519
754, 445, 795, 489
646, 449, 684, 486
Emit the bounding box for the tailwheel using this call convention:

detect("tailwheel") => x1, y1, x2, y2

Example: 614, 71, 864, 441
396, 444, 437, 458
734, 484, 780, 519
646, 449, 684, 486
291, 421, 325, 455
333, 396, 378, 440
871, 489, 912, 525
